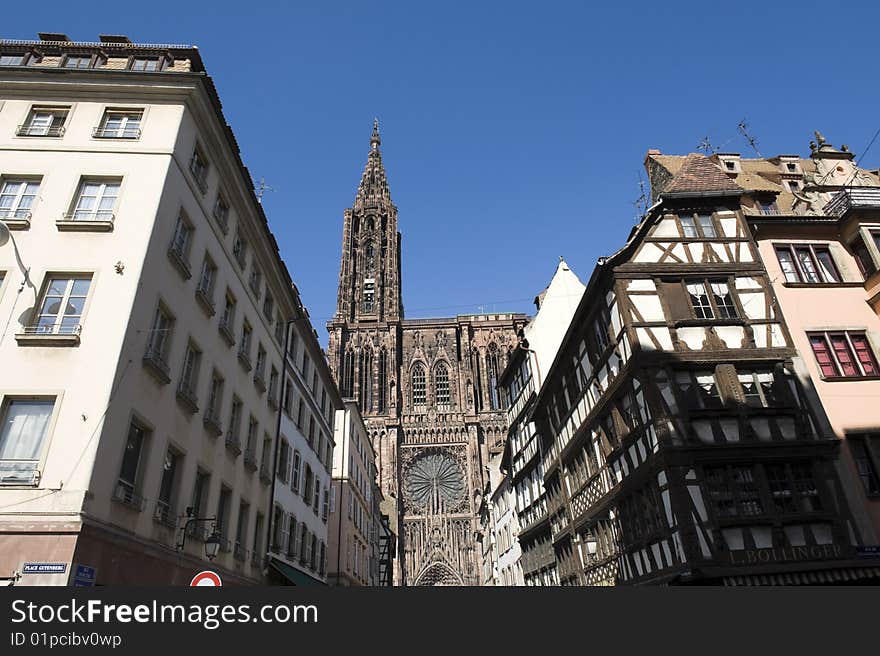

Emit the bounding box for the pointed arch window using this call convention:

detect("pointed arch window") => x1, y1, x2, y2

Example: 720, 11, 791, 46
471, 349, 483, 412
359, 349, 374, 412
377, 348, 387, 412
487, 345, 501, 410
412, 364, 426, 407
342, 351, 355, 398
435, 363, 450, 407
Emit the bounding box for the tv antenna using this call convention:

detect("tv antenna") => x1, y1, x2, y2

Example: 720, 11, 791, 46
255, 177, 276, 203
697, 136, 718, 154
737, 120, 762, 157
633, 171, 649, 219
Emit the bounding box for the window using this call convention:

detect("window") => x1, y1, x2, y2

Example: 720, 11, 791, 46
487, 346, 501, 410
244, 416, 258, 455
851, 235, 877, 278
19, 106, 68, 137
263, 292, 274, 322
114, 419, 147, 503
678, 212, 717, 238
303, 465, 313, 502
737, 370, 779, 408
322, 487, 330, 522
70, 178, 120, 222
766, 463, 822, 513
196, 254, 217, 309
179, 341, 202, 398
435, 363, 450, 406
227, 398, 242, 446
0, 398, 55, 485
313, 477, 321, 514
189, 144, 209, 192
205, 372, 224, 422
703, 465, 763, 518
363, 279, 375, 313
851, 437, 880, 496
235, 502, 249, 558
249, 265, 262, 299
775, 244, 840, 284
130, 57, 160, 71
291, 450, 302, 494
255, 344, 267, 378
212, 194, 230, 232
95, 109, 142, 139
62, 54, 92, 69
786, 162, 798, 172
412, 364, 426, 406
155, 448, 180, 525
253, 513, 265, 560
809, 331, 879, 378
33, 275, 91, 335
359, 349, 374, 411
0, 178, 40, 220
220, 291, 236, 331
0, 53, 26, 66
216, 486, 232, 543
239, 320, 253, 363
191, 470, 210, 519
170, 213, 193, 261
272, 506, 285, 551
269, 367, 280, 404
287, 515, 298, 559
232, 231, 248, 269
278, 440, 290, 482
686, 280, 737, 320
144, 303, 173, 377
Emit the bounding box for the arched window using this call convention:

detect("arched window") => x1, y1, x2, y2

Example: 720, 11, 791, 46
343, 351, 354, 398
435, 363, 450, 407
359, 349, 373, 412
487, 345, 501, 410
471, 349, 483, 412
412, 364, 426, 407
377, 348, 387, 412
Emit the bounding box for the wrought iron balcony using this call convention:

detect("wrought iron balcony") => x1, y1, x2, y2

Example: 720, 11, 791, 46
92, 125, 141, 139
15, 323, 82, 346
203, 409, 223, 437
824, 187, 880, 217
143, 346, 171, 384
153, 500, 177, 528
195, 287, 216, 317
112, 481, 145, 511
0, 208, 31, 228
17, 123, 65, 137
167, 244, 192, 280
56, 211, 115, 231
0, 460, 41, 486
225, 433, 242, 457
176, 382, 199, 415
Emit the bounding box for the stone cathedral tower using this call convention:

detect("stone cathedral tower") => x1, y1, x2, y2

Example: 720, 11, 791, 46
327, 123, 528, 585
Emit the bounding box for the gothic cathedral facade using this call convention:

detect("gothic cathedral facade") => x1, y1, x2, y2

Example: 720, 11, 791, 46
327, 123, 527, 585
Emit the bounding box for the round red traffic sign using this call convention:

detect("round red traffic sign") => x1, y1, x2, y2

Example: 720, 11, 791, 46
190, 571, 222, 587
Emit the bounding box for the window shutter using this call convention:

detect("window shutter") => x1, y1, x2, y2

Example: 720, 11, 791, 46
659, 280, 691, 321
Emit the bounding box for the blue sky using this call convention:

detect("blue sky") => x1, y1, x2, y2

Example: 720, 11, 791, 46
6, 2, 880, 343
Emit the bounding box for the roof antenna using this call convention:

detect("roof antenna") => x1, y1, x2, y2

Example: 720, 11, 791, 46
737, 119, 762, 157
256, 177, 276, 203
633, 170, 649, 220
697, 136, 717, 154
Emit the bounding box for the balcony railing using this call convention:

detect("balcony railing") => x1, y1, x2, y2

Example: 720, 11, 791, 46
92, 125, 141, 139
195, 287, 216, 317
824, 187, 880, 217
15, 323, 82, 346
112, 480, 145, 511
244, 447, 258, 471
0, 460, 41, 486
143, 346, 171, 384
0, 209, 31, 227
17, 123, 65, 137
203, 409, 223, 437
176, 382, 199, 414
225, 433, 242, 457
153, 500, 177, 528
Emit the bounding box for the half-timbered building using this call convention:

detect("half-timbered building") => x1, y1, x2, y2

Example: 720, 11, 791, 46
517, 150, 880, 585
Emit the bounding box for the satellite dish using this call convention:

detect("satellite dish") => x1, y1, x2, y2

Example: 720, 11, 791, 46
0, 221, 10, 247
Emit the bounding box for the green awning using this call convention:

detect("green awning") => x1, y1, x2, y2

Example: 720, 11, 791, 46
268, 557, 325, 586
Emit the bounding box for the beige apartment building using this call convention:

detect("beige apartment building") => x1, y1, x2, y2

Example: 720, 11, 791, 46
0, 33, 331, 585
327, 400, 382, 585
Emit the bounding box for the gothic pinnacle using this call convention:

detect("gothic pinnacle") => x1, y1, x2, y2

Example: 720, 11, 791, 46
371, 117, 381, 150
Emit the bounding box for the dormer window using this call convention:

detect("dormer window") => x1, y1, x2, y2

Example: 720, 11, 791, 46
787, 162, 798, 172
0, 53, 26, 66
787, 180, 801, 193
758, 198, 779, 215
62, 54, 92, 69
130, 57, 160, 72
725, 161, 736, 171
719, 157, 740, 173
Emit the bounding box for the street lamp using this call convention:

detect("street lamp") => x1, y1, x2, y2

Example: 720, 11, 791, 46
0, 220, 10, 247
177, 509, 220, 561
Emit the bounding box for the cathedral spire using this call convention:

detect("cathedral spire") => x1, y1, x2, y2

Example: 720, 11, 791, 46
355, 119, 392, 210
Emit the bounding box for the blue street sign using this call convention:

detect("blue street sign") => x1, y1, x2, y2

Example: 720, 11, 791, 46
71, 564, 96, 587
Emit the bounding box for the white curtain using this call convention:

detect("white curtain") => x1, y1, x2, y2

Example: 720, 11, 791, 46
0, 400, 53, 461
